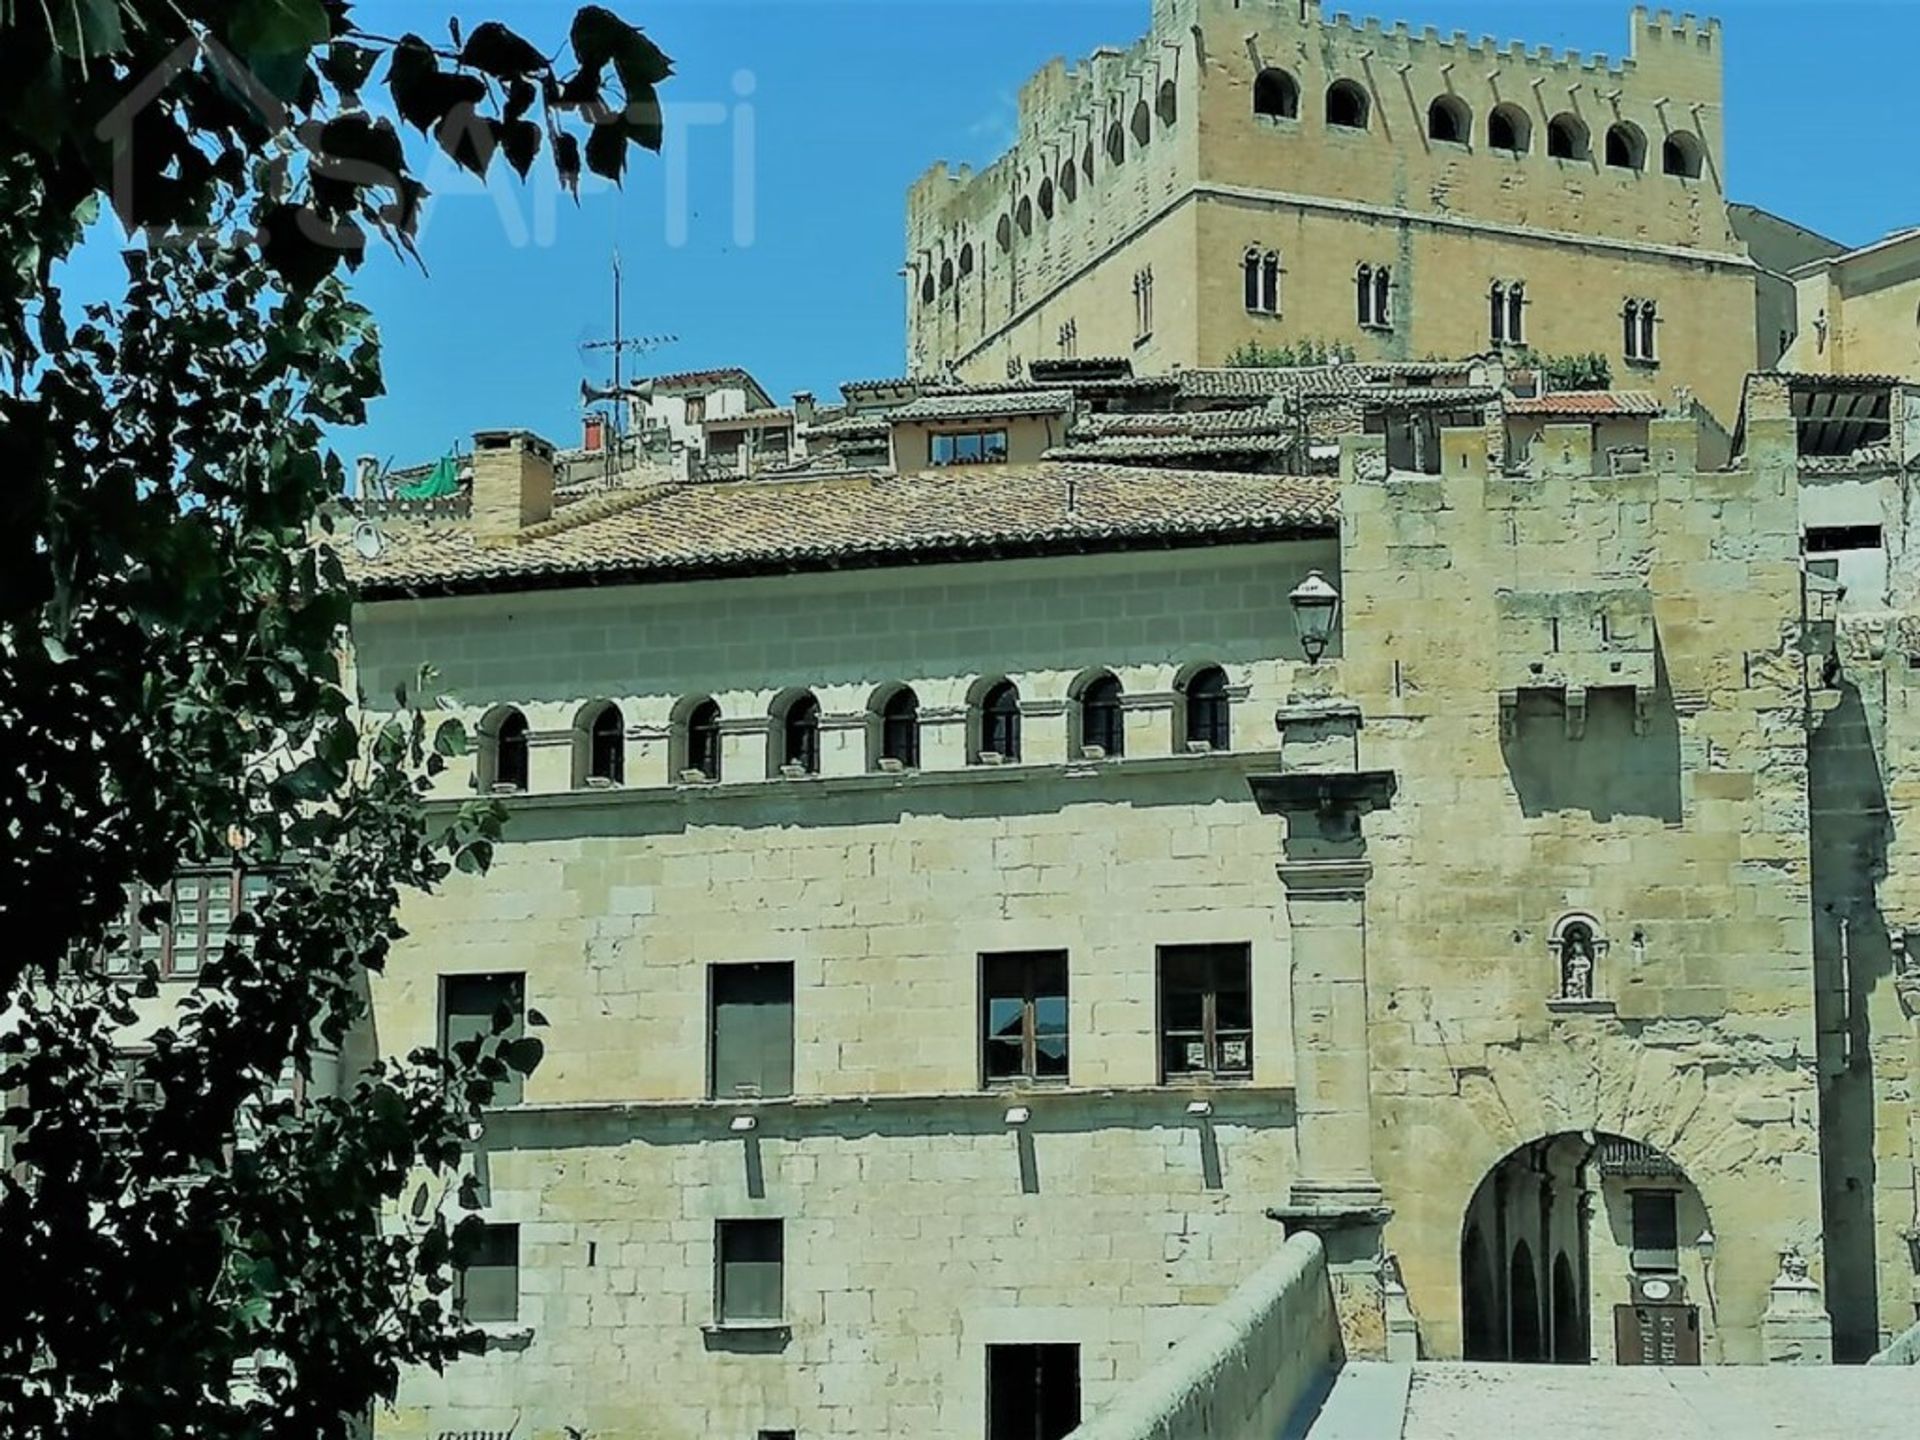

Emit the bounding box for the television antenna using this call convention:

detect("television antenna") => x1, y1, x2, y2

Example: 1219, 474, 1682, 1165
580, 249, 675, 438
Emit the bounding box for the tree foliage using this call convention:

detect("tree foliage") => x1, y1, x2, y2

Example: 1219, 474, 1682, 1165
1510, 348, 1614, 392
0, 3, 669, 1433
1223, 337, 1358, 368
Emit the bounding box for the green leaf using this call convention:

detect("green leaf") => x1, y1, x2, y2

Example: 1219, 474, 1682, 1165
501, 1036, 545, 1078
453, 840, 492, 874
500, 119, 542, 180
432, 718, 468, 758
571, 7, 672, 89
553, 132, 582, 196
526, 1007, 548, 1028
50, 0, 126, 57
460, 21, 548, 78
584, 120, 626, 184
226, 0, 332, 59
321, 41, 381, 97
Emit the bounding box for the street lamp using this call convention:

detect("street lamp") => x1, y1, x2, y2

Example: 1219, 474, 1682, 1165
1289, 570, 1341, 664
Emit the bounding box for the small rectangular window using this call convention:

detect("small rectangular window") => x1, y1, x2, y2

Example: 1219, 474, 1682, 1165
1805, 524, 1884, 553
710, 962, 795, 1100
1158, 944, 1253, 1082
1630, 1190, 1679, 1273
929, 429, 1010, 467
454, 1222, 520, 1323
986, 1343, 1081, 1440
716, 1218, 784, 1324
439, 972, 527, 1106
981, 952, 1070, 1086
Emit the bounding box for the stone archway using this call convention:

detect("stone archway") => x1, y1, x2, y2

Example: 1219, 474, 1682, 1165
1460, 1132, 1709, 1366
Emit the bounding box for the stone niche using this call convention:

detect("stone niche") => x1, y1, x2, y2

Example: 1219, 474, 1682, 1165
1496, 588, 1657, 740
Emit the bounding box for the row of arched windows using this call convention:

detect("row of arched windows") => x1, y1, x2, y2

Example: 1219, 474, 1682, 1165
476, 667, 1236, 793
1250, 66, 1706, 178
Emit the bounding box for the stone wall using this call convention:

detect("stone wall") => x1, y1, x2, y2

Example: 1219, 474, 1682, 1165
1065, 1233, 1342, 1440
1333, 415, 1828, 1362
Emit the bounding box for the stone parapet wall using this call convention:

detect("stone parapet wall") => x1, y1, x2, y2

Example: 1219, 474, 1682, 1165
1064, 1232, 1341, 1440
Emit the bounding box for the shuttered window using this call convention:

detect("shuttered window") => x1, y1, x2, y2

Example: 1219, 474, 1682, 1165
440, 972, 526, 1106
710, 962, 795, 1100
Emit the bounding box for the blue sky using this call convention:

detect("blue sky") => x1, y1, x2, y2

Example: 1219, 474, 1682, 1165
64, 2, 1920, 467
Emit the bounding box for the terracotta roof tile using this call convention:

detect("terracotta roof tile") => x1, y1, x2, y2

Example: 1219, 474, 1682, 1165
889, 389, 1075, 421
347, 464, 1337, 598
1506, 390, 1663, 417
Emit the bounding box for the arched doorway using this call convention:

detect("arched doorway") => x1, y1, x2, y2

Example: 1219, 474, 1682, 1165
1552, 1251, 1586, 1363
1460, 1132, 1709, 1365
1509, 1240, 1543, 1361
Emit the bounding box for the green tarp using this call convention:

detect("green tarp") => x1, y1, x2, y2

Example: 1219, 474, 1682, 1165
396, 453, 459, 500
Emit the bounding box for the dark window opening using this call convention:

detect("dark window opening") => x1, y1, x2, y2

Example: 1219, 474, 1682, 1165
1037, 179, 1054, 220
1059, 163, 1077, 204
1016, 197, 1033, 236
490, 709, 529, 792
1508, 282, 1526, 345
687, 698, 723, 781
1547, 114, 1588, 161
1605, 122, 1646, 171
987, 1343, 1081, 1440
588, 703, 624, 785
1105, 122, 1125, 166
1630, 1189, 1679, 1273
1488, 104, 1530, 153
1326, 80, 1369, 130
1157, 78, 1177, 127
1253, 68, 1300, 120
781, 693, 820, 775
1183, 666, 1230, 751
1244, 249, 1261, 311
982, 679, 1022, 762
982, 951, 1070, 1086
710, 961, 795, 1100
1662, 131, 1703, 178
454, 1222, 519, 1323
1261, 252, 1280, 313
1428, 95, 1469, 144
1159, 944, 1252, 1081
930, 429, 1010, 466
920, 274, 935, 305
880, 686, 920, 770
1806, 525, 1884, 553
1131, 99, 1151, 148
1491, 283, 1507, 345
1357, 264, 1375, 325
440, 972, 526, 1106
1078, 673, 1124, 757
716, 1218, 784, 1324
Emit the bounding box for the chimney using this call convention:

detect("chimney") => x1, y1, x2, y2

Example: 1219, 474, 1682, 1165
472, 429, 556, 544
792, 390, 816, 427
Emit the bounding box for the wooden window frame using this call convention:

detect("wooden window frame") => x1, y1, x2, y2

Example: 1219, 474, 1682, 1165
116, 868, 271, 980
1157, 944, 1254, 1083
980, 951, 1070, 1088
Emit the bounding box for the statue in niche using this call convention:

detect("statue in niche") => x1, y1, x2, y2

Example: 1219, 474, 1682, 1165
1560, 922, 1597, 1000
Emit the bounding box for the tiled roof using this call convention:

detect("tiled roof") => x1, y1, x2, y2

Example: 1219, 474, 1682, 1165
1175, 362, 1482, 402
347, 464, 1338, 598
889, 389, 1075, 421
1078, 407, 1289, 437
704, 406, 794, 428
1506, 390, 1663, 417
644, 366, 764, 394
1048, 436, 1299, 460
805, 414, 892, 440
838, 376, 925, 396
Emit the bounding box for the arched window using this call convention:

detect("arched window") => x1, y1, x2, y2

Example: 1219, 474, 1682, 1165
1427, 94, 1470, 144
1059, 161, 1078, 204
1547, 913, 1608, 1001
1640, 300, 1657, 361
685, 698, 722, 782
1038, 178, 1054, 220
1662, 130, 1703, 178
920, 273, 935, 305
939, 257, 954, 292
1605, 121, 1646, 171
484, 707, 530, 793
1181, 666, 1230, 752
1081, 143, 1095, 182
1507, 281, 1525, 345
1357, 263, 1374, 325
1016, 196, 1033, 236
1623, 299, 1639, 358
1244, 248, 1261, 311
1261, 251, 1281, 314
1105, 121, 1125, 166
1490, 282, 1507, 345
1326, 80, 1369, 130
1624, 299, 1658, 362
996, 214, 1012, 252
1132, 99, 1151, 148
958, 243, 974, 278
877, 685, 920, 770
1076, 672, 1125, 758
1157, 78, 1177, 127
1546, 113, 1588, 161
980, 679, 1021, 763
1375, 267, 1391, 328
777, 692, 820, 776
1253, 67, 1300, 120
1488, 103, 1531, 153
581, 701, 624, 786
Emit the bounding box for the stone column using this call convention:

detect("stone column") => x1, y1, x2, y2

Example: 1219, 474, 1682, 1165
1251, 700, 1398, 1354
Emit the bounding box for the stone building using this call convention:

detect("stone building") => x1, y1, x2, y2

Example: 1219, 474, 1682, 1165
336, 355, 1920, 1436
1780, 229, 1920, 381
904, 1, 1832, 427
